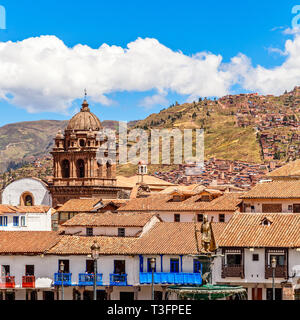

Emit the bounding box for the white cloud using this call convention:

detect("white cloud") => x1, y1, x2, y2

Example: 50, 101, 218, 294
1, 34, 300, 113
139, 92, 168, 109
0, 36, 241, 113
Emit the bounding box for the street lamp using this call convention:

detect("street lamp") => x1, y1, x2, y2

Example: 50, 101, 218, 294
91, 240, 100, 301
59, 261, 64, 301
150, 258, 156, 300
271, 256, 277, 301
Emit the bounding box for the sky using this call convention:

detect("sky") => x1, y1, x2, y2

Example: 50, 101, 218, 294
0, 0, 300, 126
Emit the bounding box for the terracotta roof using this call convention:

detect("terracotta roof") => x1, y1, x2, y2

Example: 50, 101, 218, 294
62, 212, 157, 227
119, 192, 241, 212
240, 180, 300, 199
116, 175, 175, 189
0, 231, 60, 254
267, 159, 300, 177
128, 222, 227, 255
0, 205, 50, 214
47, 222, 226, 255
217, 213, 300, 248
57, 198, 102, 212
47, 235, 136, 255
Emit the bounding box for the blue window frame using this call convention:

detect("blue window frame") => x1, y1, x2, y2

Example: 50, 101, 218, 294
193, 260, 202, 273
13, 216, 19, 226
3, 216, 7, 226
170, 259, 179, 273
147, 258, 156, 272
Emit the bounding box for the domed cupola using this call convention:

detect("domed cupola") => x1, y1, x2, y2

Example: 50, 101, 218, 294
66, 99, 102, 132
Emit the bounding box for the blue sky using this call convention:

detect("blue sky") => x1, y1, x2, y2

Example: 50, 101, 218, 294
0, 0, 299, 126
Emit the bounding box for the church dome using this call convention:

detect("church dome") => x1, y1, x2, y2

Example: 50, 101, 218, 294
66, 100, 102, 131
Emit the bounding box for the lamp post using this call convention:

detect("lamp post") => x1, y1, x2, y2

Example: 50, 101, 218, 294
150, 258, 156, 300
91, 240, 100, 301
271, 256, 276, 301
59, 261, 64, 301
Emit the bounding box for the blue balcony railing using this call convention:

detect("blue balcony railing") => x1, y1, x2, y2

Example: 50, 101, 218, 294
139, 272, 202, 285
54, 273, 72, 286
110, 273, 128, 286
78, 273, 103, 286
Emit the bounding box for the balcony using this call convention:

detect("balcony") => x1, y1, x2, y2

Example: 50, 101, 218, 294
54, 273, 72, 286
0, 276, 15, 288
221, 264, 245, 278
22, 276, 35, 288
110, 273, 128, 286
140, 272, 202, 285
78, 273, 103, 286
265, 265, 288, 279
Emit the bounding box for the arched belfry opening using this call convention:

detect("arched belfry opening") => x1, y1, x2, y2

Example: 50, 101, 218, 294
62, 160, 70, 178
77, 159, 85, 178
20, 192, 34, 206
106, 162, 112, 178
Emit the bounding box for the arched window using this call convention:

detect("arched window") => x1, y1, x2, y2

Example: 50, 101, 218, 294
79, 139, 85, 147
106, 162, 112, 178
61, 160, 70, 178
25, 195, 33, 206
77, 159, 85, 178
20, 192, 34, 206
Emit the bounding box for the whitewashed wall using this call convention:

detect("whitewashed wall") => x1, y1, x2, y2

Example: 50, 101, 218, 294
1, 178, 52, 206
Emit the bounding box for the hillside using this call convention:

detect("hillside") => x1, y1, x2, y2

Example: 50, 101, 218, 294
1, 86, 300, 181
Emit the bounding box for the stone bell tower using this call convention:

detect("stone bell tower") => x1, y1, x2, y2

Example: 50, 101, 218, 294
49, 98, 121, 207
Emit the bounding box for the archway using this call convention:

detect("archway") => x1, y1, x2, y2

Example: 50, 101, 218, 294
106, 162, 112, 178
61, 160, 70, 178
77, 159, 85, 178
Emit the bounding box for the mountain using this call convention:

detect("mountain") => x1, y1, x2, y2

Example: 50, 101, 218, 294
1, 86, 300, 177
0, 119, 132, 173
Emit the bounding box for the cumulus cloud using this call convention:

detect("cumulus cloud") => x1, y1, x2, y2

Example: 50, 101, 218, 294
1, 35, 300, 113
0, 36, 240, 113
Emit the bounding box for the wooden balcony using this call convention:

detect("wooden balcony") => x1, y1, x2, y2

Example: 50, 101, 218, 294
221, 264, 244, 278
265, 265, 288, 279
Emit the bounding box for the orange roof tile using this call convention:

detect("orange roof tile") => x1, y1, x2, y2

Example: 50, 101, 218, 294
0, 231, 60, 254
241, 180, 300, 199
217, 213, 300, 248
57, 198, 102, 212
62, 212, 157, 227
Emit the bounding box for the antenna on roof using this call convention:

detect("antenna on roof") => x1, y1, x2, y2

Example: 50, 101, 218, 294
84, 88, 87, 100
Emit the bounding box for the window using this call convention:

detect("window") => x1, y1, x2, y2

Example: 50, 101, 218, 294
58, 260, 70, 273
25, 265, 34, 276
252, 254, 259, 261
270, 254, 285, 266
79, 139, 85, 147
13, 216, 19, 227
201, 195, 210, 202
118, 228, 125, 237
193, 260, 201, 273
293, 204, 300, 213
20, 216, 26, 227
197, 214, 203, 222
147, 258, 156, 272
219, 214, 225, 222
2, 265, 10, 276
0, 216, 7, 227
114, 260, 125, 274
24, 195, 33, 206
86, 227, 93, 236
61, 160, 70, 178
288, 205, 293, 212
174, 214, 180, 222
77, 159, 85, 178
251, 205, 255, 213
266, 288, 282, 300
170, 259, 179, 273
86, 260, 95, 273
226, 254, 242, 265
